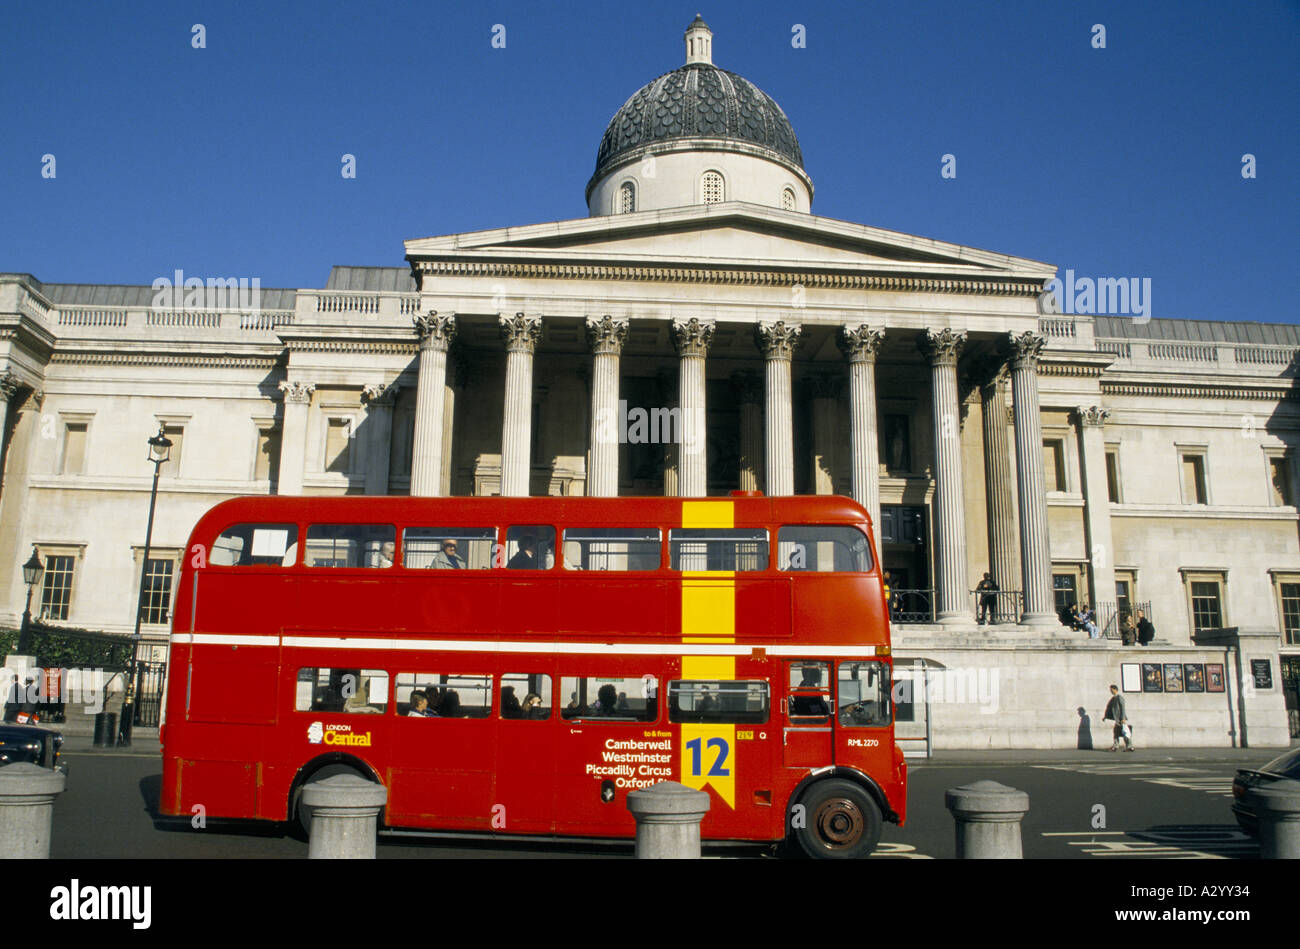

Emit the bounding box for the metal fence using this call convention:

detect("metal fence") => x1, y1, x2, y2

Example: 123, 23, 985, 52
889, 589, 936, 624
970, 589, 1023, 625
131, 661, 167, 727
1096, 601, 1152, 640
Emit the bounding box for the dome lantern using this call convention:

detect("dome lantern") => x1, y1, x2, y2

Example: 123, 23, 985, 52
685, 14, 712, 65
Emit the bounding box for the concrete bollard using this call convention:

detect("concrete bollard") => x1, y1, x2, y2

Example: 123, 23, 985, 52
945, 780, 1030, 859
301, 774, 388, 859
626, 781, 711, 858
0, 763, 68, 859
1246, 779, 1300, 859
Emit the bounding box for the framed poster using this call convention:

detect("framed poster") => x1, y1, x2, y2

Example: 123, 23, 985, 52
1163, 663, 1185, 693
1121, 663, 1142, 693
1184, 663, 1206, 693
1142, 663, 1164, 693
1250, 659, 1273, 690
1206, 663, 1226, 693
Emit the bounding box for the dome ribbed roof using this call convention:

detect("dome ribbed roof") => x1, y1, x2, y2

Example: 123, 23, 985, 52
593, 63, 803, 182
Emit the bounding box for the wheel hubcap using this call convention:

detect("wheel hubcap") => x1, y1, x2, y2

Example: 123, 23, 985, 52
815, 797, 864, 849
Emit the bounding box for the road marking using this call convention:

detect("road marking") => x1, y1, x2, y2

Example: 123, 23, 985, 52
1043, 828, 1254, 859
871, 842, 933, 859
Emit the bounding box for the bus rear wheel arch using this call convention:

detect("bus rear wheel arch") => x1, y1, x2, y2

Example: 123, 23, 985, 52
288, 756, 384, 838
790, 778, 883, 859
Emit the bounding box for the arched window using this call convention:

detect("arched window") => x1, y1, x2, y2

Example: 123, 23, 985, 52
702, 171, 724, 205
782, 188, 796, 211
618, 181, 636, 214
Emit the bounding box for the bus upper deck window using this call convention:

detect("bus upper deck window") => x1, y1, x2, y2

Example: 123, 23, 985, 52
211, 524, 299, 566
403, 528, 495, 569
562, 528, 661, 571
669, 528, 768, 571
304, 524, 396, 568
505, 526, 556, 569
777, 525, 873, 572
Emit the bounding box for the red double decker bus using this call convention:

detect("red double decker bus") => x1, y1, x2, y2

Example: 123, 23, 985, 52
159, 492, 905, 857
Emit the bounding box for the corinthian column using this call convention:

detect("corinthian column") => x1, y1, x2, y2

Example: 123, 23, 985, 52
1076, 404, 1116, 616
499, 312, 543, 497
756, 320, 801, 496
361, 383, 398, 495
979, 365, 1020, 608
672, 318, 714, 497
276, 381, 314, 495
586, 315, 628, 497
1006, 331, 1056, 627
0, 372, 19, 461
732, 371, 764, 491
917, 328, 968, 625
838, 324, 884, 527
411, 312, 456, 496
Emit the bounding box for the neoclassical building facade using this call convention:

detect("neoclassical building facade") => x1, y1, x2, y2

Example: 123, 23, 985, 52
2, 19, 1296, 747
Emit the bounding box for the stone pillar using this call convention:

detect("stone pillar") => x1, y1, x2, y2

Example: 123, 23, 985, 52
410, 311, 456, 497
980, 368, 1021, 611
625, 781, 711, 859
808, 375, 841, 494
945, 780, 1029, 858
756, 321, 801, 496
361, 383, 397, 496
672, 318, 714, 497
1247, 779, 1300, 859
1076, 405, 1116, 615
301, 774, 388, 859
732, 371, 764, 492
917, 328, 969, 625
0, 372, 18, 461
440, 349, 466, 496
276, 381, 314, 495
586, 316, 629, 497
0, 763, 67, 859
839, 325, 884, 527
656, 368, 679, 496
1007, 331, 1056, 628
499, 312, 543, 497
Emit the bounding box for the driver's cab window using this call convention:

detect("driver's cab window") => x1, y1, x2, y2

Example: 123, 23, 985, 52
787, 661, 831, 722
837, 661, 892, 726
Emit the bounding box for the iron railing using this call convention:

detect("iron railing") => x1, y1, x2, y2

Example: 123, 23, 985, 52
1096, 601, 1152, 641
889, 589, 936, 624
131, 661, 167, 727
970, 589, 1023, 625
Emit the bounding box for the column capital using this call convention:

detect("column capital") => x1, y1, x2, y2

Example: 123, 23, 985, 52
0, 371, 20, 400
362, 382, 400, 407
838, 324, 885, 364
756, 320, 802, 360
672, 317, 715, 358
17, 388, 43, 414
499, 312, 543, 354
1005, 331, 1047, 370
916, 328, 967, 367
1075, 404, 1111, 428
730, 370, 763, 404
414, 311, 457, 352
585, 315, 629, 356
805, 373, 842, 400
278, 381, 315, 404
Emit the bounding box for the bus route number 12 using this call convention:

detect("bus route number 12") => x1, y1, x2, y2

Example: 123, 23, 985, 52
685, 737, 730, 777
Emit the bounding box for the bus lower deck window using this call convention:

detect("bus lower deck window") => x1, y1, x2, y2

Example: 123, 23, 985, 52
837, 661, 892, 727
669, 680, 769, 724
560, 676, 657, 722
395, 673, 492, 718
296, 668, 388, 714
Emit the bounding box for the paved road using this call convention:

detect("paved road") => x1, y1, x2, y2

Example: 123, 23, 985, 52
49, 742, 1273, 859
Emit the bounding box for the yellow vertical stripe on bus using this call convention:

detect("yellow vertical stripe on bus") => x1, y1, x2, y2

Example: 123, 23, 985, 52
680, 500, 737, 809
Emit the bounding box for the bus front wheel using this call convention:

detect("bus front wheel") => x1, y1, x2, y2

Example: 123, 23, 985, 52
793, 779, 882, 859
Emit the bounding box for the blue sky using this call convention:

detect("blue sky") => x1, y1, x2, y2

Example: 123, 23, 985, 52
2, 0, 1296, 322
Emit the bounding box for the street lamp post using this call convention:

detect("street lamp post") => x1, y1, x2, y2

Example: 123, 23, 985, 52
119, 425, 171, 747
16, 547, 44, 656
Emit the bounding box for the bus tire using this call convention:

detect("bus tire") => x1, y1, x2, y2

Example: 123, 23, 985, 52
291, 763, 375, 839
792, 778, 882, 860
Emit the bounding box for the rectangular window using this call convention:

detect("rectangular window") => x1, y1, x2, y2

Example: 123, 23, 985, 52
1190, 581, 1223, 632
403, 527, 495, 569
139, 558, 174, 625
40, 555, 76, 620
395, 673, 492, 719
1105, 450, 1121, 503
61, 423, 87, 475
1053, 573, 1078, 616
1280, 582, 1300, 646
562, 528, 661, 571
254, 427, 280, 482
1182, 454, 1208, 504
1043, 439, 1066, 492
505, 525, 556, 570
786, 661, 832, 722
160, 424, 184, 478
210, 523, 299, 567
304, 524, 395, 568
560, 676, 657, 722
295, 668, 389, 714
1269, 457, 1293, 506
669, 528, 768, 571
777, 525, 873, 572
500, 673, 552, 720
325, 418, 352, 473
668, 680, 769, 724
837, 661, 892, 727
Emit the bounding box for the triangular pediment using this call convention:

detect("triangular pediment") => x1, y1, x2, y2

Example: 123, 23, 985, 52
405, 202, 1055, 282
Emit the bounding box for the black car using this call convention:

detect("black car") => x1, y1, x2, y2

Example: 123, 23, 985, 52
1231, 747, 1300, 835
0, 722, 66, 771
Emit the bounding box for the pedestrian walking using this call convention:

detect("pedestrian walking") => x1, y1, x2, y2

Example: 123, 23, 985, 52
1102, 684, 1134, 751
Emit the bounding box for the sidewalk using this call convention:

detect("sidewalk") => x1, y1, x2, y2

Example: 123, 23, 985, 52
913, 744, 1298, 767
59, 733, 162, 756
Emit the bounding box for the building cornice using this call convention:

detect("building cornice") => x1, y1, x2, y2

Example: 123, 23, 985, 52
1100, 379, 1300, 401
283, 338, 418, 355
48, 351, 278, 369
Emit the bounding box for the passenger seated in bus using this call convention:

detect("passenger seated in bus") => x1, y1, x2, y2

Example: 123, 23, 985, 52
789, 666, 831, 717
440, 690, 462, 718
407, 690, 431, 717
378, 541, 396, 568
591, 684, 619, 716
432, 540, 465, 569
522, 692, 545, 719
563, 691, 584, 718
697, 686, 719, 714
501, 686, 523, 719
507, 535, 539, 569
